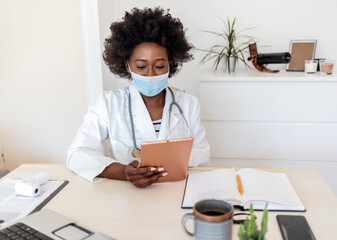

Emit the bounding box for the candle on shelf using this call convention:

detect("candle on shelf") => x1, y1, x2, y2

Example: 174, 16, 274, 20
304, 60, 318, 74
319, 59, 335, 74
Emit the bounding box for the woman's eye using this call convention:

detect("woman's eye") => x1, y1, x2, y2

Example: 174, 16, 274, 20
156, 66, 165, 69
136, 66, 146, 69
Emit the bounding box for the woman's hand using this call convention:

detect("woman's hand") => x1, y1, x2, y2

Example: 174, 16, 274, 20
124, 160, 167, 188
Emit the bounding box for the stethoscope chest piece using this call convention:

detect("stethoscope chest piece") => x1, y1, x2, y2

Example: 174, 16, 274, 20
131, 148, 141, 158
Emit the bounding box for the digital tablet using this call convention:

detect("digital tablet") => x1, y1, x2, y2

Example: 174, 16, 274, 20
140, 137, 193, 182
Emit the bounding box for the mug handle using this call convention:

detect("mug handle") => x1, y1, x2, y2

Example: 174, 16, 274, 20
181, 213, 195, 237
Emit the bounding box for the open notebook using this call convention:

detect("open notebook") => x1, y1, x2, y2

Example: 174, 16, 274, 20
182, 168, 305, 211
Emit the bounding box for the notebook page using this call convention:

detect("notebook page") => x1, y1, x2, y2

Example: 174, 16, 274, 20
239, 169, 304, 211
182, 169, 242, 208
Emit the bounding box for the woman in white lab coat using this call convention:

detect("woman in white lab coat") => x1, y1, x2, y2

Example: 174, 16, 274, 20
67, 7, 210, 187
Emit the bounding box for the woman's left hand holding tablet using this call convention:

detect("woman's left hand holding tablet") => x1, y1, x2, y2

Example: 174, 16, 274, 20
124, 160, 167, 188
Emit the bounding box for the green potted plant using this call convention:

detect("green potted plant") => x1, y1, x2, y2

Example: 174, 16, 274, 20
199, 17, 255, 73
238, 204, 268, 240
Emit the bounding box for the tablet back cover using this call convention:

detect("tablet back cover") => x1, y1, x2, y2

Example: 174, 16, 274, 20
140, 138, 193, 182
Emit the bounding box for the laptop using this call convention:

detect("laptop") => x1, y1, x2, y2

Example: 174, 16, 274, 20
140, 137, 193, 182
0, 209, 115, 240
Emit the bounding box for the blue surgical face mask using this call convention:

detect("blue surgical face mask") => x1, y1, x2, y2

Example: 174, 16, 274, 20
129, 64, 169, 97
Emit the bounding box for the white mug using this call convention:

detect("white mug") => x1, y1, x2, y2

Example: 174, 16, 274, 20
182, 199, 233, 240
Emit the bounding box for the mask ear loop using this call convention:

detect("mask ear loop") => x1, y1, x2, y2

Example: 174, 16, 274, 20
167, 87, 193, 139
127, 62, 132, 75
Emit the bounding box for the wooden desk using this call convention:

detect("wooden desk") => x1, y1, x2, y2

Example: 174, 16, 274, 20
4, 164, 337, 240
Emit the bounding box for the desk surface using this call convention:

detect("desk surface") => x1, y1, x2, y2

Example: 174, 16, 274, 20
4, 164, 337, 240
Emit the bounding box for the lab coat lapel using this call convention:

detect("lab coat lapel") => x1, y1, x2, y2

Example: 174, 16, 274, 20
158, 87, 179, 140
129, 85, 157, 141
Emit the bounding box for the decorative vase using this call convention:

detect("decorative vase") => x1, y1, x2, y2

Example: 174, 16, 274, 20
223, 55, 236, 73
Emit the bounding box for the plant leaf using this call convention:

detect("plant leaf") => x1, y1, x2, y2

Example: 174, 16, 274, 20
200, 30, 223, 37
197, 16, 255, 70
261, 203, 269, 234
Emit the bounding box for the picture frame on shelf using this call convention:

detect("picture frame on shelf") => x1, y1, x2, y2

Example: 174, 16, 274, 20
286, 40, 317, 72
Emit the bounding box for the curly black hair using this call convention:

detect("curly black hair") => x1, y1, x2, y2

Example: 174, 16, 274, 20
103, 7, 193, 78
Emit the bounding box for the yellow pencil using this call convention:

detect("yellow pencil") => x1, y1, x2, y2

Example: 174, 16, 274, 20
236, 174, 244, 195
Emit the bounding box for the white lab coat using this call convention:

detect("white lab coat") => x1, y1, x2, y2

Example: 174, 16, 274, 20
67, 85, 210, 182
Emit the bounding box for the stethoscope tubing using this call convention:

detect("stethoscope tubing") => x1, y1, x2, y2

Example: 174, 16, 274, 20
128, 90, 140, 154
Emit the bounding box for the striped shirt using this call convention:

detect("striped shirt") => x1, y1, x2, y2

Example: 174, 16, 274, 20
152, 119, 161, 137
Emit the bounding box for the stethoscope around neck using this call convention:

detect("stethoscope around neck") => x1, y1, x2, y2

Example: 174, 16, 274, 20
128, 87, 193, 158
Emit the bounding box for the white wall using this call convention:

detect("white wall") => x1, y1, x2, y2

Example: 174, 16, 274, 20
98, 0, 337, 95
0, 0, 87, 170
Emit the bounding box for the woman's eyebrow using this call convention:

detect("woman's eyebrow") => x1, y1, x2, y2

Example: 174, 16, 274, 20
134, 58, 167, 62
135, 59, 147, 62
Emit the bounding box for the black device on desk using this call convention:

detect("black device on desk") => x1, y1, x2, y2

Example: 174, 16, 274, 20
277, 215, 316, 240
